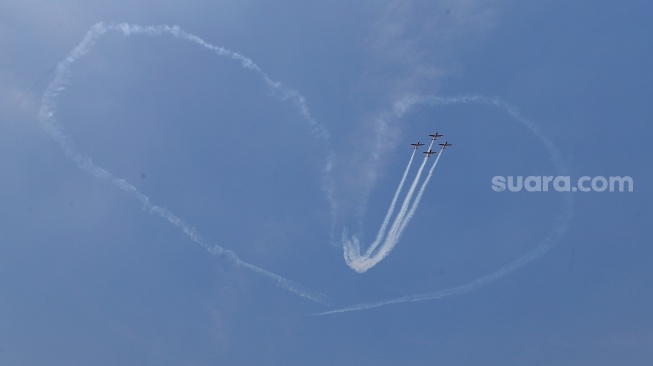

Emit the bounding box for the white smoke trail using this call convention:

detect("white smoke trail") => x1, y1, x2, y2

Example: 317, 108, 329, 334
381, 139, 436, 248
343, 138, 446, 272
344, 157, 427, 272
38, 22, 334, 306
363, 149, 417, 258
391, 147, 444, 245
370, 151, 429, 256
318, 196, 572, 315
365, 141, 443, 267
383, 140, 432, 243
318, 94, 574, 315
393, 95, 564, 165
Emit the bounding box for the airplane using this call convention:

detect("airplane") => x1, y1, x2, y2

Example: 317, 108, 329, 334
410, 141, 425, 149
429, 132, 443, 140
423, 149, 437, 157
439, 141, 453, 149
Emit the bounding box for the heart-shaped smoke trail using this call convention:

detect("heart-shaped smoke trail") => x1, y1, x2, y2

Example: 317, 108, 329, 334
39, 23, 573, 313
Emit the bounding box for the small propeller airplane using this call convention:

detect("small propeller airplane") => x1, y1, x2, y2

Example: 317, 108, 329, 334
410, 141, 425, 149
429, 132, 443, 140
423, 149, 437, 157
439, 141, 452, 149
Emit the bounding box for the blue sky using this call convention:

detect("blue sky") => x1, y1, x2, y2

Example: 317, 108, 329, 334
2, 1, 652, 364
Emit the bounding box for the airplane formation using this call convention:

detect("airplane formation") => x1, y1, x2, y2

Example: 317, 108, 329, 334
411, 132, 452, 157
343, 130, 452, 274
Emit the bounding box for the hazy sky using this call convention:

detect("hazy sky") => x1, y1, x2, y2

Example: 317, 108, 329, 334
2, 1, 652, 365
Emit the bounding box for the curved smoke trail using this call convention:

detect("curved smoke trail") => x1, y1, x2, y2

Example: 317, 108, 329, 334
38, 22, 334, 306
319, 95, 574, 315
343, 136, 446, 273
